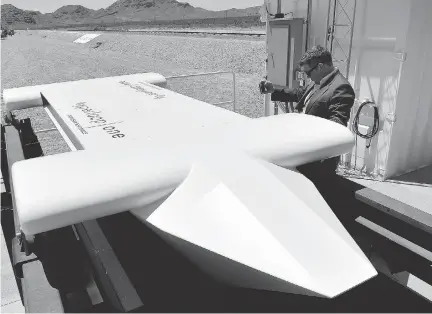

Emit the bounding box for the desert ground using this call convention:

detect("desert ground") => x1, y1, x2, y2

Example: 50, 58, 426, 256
1, 29, 266, 154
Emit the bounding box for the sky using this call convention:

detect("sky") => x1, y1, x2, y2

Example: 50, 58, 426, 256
1, 0, 265, 13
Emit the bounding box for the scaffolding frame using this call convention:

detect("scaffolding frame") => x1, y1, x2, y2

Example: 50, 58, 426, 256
325, 0, 357, 78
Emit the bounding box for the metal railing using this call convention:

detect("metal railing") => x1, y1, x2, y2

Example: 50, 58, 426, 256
166, 71, 236, 113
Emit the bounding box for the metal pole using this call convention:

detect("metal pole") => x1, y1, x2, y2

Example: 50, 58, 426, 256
232, 72, 236, 113
349, 0, 366, 173
305, 0, 312, 52
166, 71, 233, 79
34, 128, 57, 134
330, 0, 337, 53
324, 0, 332, 48
264, 18, 271, 117
167, 71, 236, 112
345, 0, 357, 78
213, 101, 233, 106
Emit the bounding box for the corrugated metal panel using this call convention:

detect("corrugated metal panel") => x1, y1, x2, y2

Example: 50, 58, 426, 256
337, 0, 411, 178
385, 0, 432, 178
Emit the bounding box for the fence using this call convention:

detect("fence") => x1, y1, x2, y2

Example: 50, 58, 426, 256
166, 71, 237, 113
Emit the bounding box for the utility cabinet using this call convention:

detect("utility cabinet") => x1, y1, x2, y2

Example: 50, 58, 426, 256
266, 18, 305, 115
266, 18, 305, 89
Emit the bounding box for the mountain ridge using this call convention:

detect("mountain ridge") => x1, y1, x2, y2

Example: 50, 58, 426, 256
1, 0, 262, 28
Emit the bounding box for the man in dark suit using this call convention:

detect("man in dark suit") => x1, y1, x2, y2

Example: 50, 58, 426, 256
260, 45, 355, 126
259, 45, 356, 212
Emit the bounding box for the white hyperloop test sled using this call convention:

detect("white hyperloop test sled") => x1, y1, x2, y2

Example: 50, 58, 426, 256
3, 72, 377, 299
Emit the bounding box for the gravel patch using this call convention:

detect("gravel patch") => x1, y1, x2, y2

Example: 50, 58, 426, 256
1, 29, 267, 155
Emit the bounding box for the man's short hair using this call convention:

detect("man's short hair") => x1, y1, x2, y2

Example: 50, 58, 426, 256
299, 45, 333, 67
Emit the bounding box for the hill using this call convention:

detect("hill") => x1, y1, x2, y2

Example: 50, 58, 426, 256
1, 0, 262, 29
1, 4, 40, 27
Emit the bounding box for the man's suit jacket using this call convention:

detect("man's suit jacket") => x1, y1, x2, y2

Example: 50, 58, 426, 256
271, 69, 355, 126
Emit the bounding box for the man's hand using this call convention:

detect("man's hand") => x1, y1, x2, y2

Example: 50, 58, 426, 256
259, 80, 275, 94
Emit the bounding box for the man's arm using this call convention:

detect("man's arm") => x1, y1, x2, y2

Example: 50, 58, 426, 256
271, 86, 307, 102
328, 84, 355, 126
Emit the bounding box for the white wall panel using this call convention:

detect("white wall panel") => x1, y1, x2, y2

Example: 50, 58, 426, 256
385, 0, 432, 178
269, 0, 431, 178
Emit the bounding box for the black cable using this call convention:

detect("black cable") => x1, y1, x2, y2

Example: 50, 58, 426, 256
264, 2, 293, 18
264, 4, 276, 17
352, 100, 380, 148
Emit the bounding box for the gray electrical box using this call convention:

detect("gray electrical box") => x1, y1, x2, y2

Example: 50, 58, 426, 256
266, 18, 305, 91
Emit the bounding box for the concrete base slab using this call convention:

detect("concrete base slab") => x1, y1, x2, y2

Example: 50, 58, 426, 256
1, 300, 25, 313
1, 219, 23, 312
346, 165, 432, 217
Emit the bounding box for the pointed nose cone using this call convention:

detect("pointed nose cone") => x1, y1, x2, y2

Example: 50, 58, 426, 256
144, 151, 377, 298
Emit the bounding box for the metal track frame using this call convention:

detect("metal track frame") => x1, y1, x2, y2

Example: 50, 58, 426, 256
1, 120, 143, 313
